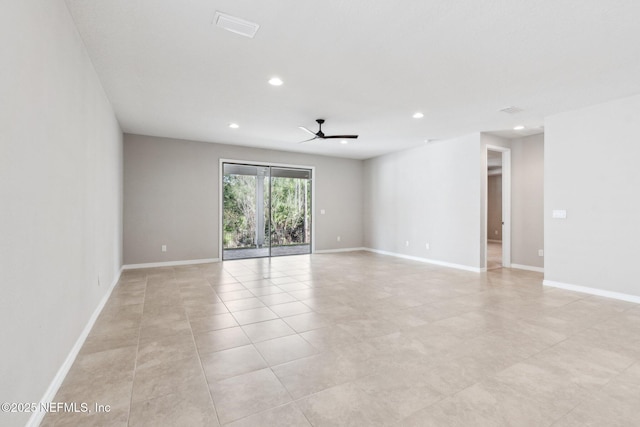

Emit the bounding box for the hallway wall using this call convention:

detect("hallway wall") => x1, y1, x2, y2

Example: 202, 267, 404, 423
545, 94, 640, 298
363, 133, 483, 270
511, 134, 544, 269
0, 1, 123, 425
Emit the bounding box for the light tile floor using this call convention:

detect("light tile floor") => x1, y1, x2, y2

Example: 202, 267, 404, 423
42, 251, 640, 426
487, 241, 502, 270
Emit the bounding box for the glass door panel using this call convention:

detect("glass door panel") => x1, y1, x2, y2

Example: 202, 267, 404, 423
222, 164, 270, 260
269, 168, 312, 257
222, 163, 311, 260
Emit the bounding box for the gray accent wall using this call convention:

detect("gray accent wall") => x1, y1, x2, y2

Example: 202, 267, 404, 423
0, 1, 123, 425
512, 134, 544, 268
545, 94, 640, 297
123, 134, 364, 264
488, 175, 503, 241
363, 133, 483, 269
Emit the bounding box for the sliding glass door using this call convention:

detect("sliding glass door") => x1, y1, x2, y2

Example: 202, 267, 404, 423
222, 164, 270, 259
222, 163, 312, 260
269, 167, 312, 257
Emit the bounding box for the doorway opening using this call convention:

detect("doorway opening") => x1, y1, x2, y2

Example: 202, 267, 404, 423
221, 162, 312, 260
485, 147, 511, 270
487, 150, 503, 269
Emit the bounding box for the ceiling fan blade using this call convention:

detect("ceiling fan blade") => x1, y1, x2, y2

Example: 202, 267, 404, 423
322, 135, 359, 139
297, 136, 318, 144
298, 126, 317, 136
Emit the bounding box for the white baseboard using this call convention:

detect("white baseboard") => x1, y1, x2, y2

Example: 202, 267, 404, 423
122, 258, 219, 270
511, 264, 544, 273
363, 248, 483, 273
314, 247, 366, 254
488, 239, 502, 243
543, 279, 640, 304
27, 268, 123, 427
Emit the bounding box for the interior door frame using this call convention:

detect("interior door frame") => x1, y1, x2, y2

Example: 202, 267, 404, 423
219, 158, 315, 260
485, 146, 511, 268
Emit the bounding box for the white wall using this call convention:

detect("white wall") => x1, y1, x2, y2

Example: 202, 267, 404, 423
0, 2, 123, 425
545, 94, 640, 297
511, 134, 544, 269
363, 133, 483, 270
123, 134, 364, 264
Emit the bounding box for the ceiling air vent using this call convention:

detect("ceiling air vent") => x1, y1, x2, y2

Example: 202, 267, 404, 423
213, 11, 260, 38
499, 106, 524, 114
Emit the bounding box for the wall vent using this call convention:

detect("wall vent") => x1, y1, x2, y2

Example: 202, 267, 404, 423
213, 11, 260, 38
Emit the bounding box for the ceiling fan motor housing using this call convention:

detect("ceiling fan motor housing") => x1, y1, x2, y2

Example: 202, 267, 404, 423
316, 119, 325, 137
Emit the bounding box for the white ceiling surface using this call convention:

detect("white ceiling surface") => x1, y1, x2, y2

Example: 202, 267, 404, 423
65, 1, 640, 159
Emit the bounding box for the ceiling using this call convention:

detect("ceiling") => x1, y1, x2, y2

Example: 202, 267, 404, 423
64, 0, 640, 159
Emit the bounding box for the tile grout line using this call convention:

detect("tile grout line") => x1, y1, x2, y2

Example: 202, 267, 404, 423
436, 303, 639, 426
264, 269, 315, 427
222, 262, 318, 425
214, 263, 288, 424
185, 267, 224, 427
125, 272, 148, 427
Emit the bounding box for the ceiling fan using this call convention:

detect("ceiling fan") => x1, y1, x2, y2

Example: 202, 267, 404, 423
298, 119, 359, 143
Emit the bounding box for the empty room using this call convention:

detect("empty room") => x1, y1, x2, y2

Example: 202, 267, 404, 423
3, 1, 640, 426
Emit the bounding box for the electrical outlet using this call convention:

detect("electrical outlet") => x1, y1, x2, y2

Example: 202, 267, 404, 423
538, 249, 544, 257
337, 236, 341, 242
162, 245, 167, 252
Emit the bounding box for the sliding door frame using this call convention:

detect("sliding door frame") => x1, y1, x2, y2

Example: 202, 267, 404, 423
219, 158, 316, 259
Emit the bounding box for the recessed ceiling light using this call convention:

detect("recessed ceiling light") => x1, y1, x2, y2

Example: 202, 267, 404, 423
268, 77, 283, 86
229, 123, 239, 129
513, 125, 525, 130
340, 140, 349, 145
413, 112, 424, 119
